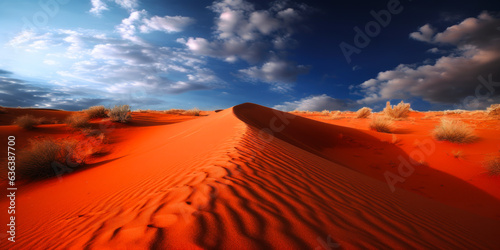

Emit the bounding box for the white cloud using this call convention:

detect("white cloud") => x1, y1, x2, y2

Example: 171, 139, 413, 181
8, 30, 56, 51
359, 12, 500, 108
409, 24, 435, 42
7, 26, 223, 97
180, 0, 307, 64
274, 94, 353, 111
176, 0, 310, 91
239, 59, 309, 86
89, 0, 108, 15
114, 0, 138, 11
116, 10, 147, 44
89, 0, 138, 15
116, 10, 193, 44
140, 15, 194, 33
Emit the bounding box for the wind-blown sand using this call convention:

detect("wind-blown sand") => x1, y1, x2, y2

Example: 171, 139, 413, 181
1, 103, 499, 249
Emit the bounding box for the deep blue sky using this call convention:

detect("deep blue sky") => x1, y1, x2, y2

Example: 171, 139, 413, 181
0, 0, 499, 111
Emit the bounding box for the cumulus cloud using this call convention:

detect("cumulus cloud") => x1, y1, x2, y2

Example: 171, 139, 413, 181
89, 0, 138, 15
90, 0, 108, 15
140, 15, 194, 33
239, 59, 309, 85
116, 10, 194, 44
359, 12, 500, 108
273, 94, 355, 111
116, 10, 148, 44
177, 0, 310, 90
7, 26, 223, 98
180, 0, 306, 62
114, 0, 138, 11
409, 24, 435, 42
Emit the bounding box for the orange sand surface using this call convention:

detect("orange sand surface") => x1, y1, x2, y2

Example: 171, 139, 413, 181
1, 103, 499, 249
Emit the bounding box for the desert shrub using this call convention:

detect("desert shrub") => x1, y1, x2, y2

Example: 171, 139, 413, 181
37, 117, 49, 124
383, 101, 411, 119
356, 107, 372, 118
164, 109, 184, 114
85, 106, 108, 118
17, 138, 84, 180
487, 104, 500, 116
369, 116, 393, 133
65, 113, 90, 128
184, 108, 200, 116
14, 115, 40, 129
321, 110, 330, 115
433, 119, 475, 143
0, 106, 7, 114
485, 157, 500, 176
108, 105, 131, 123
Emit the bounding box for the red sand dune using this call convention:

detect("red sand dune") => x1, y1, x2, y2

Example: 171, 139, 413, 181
1, 103, 499, 249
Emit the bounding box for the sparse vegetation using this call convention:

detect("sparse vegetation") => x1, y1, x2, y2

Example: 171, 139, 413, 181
383, 101, 411, 119
433, 119, 475, 143
369, 116, 393, 133
356, 107, 372, 118
163, 109, 184, 114
487, 104, 500, 117
321, 110, 330, 115
451, 150, 463, 159
85, 106, 108, 119
14, 115, 40, 130
17, 138, 83, 180
65, 113, 90, 128
443, 109, 467, 115
484, 156, 500, 176
184, 108, 201, 116
108, 105, 131, 123
0, 106, 7, 114
324, 111, 342, 120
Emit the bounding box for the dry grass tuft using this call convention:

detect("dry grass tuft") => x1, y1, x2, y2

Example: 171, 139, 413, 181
14, 115, 40, 129
487, 104, 500, 117
65, 113, 90, 128
433, 119, 475, 143
109, 105, 131, 123
451, 150, 463, 159
484, 157, 500, 176
321, 110, 330, 115
356, 107, 372, 118
85, 106, 108, 119
163, 109, 184, 114
184, 108, 201, 116
324, 111, 342, 120
369, 116, 393, 133
383, 101, 411, 119
17, 138, 84, 180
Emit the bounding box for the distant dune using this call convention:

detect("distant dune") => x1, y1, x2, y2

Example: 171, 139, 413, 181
1, 103, 499, 249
